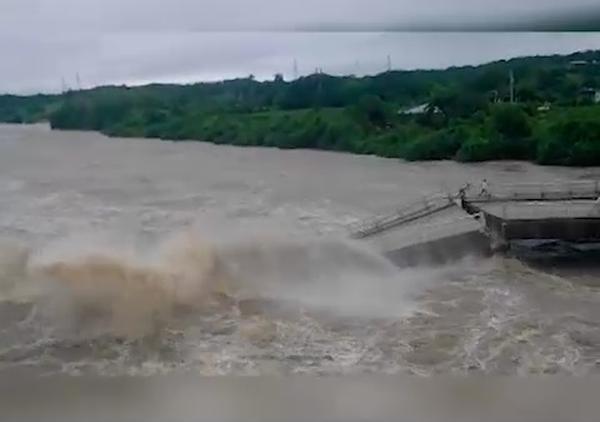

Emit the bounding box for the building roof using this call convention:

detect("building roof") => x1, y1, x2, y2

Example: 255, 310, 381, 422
398, 103, 441, 115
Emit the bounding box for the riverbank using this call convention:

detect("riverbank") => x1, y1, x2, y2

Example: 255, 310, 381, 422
3, 49, 600, 165
47, 101, 600, 166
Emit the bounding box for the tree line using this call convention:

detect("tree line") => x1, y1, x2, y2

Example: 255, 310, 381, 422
2, 50, 600, 165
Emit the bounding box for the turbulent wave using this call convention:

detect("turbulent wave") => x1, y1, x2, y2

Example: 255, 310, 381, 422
1, 230, 595, 376
0, 230, 426, 339
1, 232, 232, 337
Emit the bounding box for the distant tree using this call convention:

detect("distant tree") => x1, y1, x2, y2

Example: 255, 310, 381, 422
490, 104, 531, 140
354, 95, 389, 128
468, 68, 505, 92
430, 90, 489, 119
12, 49, 600, 167
415, 104, 447, 129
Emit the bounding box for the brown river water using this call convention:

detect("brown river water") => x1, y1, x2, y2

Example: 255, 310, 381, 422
0, 123, 599, 376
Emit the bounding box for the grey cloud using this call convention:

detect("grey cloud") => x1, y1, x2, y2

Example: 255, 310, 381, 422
1, 1, 600, 93
2, 0, 600, 32
3, 32, 600, 94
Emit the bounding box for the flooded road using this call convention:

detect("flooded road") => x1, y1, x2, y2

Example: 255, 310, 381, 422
0, 124, 599, 375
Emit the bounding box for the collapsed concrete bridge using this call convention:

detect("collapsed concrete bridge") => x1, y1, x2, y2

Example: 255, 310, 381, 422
348, 180, 600, 266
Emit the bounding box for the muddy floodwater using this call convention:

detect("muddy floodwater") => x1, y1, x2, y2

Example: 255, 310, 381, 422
0, 124, 599, 376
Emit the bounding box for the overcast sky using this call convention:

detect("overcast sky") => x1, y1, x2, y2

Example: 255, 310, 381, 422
1, 1, 600, 94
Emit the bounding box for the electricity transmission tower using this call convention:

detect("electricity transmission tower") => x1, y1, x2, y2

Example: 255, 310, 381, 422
293, 59, 298, 80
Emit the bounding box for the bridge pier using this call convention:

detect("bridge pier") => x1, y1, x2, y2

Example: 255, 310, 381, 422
383, 229, 491, 267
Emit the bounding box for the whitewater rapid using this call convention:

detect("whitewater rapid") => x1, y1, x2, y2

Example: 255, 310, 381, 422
0, 124, 598, 375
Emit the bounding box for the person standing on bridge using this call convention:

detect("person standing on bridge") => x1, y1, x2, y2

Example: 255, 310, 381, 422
479, 179, 490, 198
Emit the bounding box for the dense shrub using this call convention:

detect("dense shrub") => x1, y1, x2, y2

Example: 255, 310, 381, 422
536, 114, 600, 165
490, 104, 532, 140
402, 127, 465, 161
30, 49, 600, 166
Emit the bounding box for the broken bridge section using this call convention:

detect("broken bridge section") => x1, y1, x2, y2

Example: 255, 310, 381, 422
348, 180, 600, 266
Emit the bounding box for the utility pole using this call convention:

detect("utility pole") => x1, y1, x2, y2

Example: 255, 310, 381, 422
316, 70, 324, 107
61, 77, 68, 94
509, 70, 515, 104
387, 54, 392, 72
293, 59, 298, 80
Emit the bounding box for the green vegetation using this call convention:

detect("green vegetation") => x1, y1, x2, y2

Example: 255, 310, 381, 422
0, 95, 56, 123
3, 50, 600, 165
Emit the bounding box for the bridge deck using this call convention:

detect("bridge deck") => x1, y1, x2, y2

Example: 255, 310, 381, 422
365, 208, 481, 251
349, 180, 600, 240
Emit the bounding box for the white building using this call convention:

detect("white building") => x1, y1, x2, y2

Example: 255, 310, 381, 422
398, 103, 442, 115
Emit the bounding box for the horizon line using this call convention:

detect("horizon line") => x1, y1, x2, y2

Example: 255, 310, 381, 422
2, 46, 599, 97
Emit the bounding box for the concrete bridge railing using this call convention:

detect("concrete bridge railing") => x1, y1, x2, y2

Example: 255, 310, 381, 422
466, 180, 600, 203
348, 193, 455, 239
